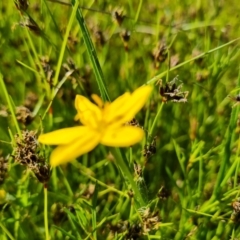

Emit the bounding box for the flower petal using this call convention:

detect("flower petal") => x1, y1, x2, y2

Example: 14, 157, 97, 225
91, 94, 104, 108
75, 95, 102, 128
106, 92, 131, 114
105, 86, 152, 128
38, 126, 90, 145
50, 129, 101, 167
100, 126, 144, 147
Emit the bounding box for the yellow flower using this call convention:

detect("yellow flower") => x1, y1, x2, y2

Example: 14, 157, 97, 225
0, 189, 6, 204
38, 86, 152, 167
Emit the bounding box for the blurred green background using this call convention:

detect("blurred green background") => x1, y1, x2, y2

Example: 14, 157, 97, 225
1, 0, 240, 239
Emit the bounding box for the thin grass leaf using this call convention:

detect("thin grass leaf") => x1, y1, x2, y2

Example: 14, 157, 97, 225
71, 0, 110, 101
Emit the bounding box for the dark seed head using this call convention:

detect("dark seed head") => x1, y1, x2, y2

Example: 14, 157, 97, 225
236, 95, 240, 101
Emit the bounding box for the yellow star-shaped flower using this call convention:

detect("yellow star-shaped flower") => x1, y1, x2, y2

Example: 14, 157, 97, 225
38, 86, 152, 167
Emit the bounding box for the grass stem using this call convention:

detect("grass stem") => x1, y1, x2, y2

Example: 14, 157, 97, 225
44, 185, 50, 240
149, 102, 164, 137
0, 73, 21, 137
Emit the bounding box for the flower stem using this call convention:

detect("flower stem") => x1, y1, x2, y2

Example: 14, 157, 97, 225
112, 148, 145, 207
44, 184, 50, 240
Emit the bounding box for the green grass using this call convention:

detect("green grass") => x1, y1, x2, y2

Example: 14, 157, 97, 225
1, 0, 240, 239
